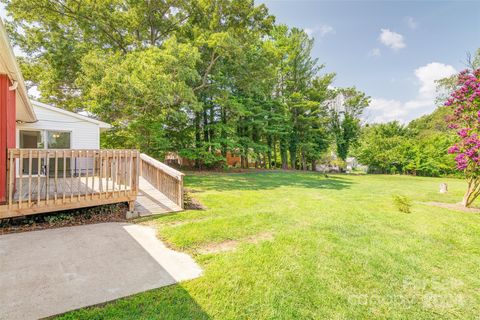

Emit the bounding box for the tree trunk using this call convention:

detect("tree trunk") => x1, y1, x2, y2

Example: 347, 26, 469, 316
461, 179, 480, 207
273, 137, 278, 169
241, 155, 246, 169
289, 148, 296, 170
221, 107, 227, 158
203, 108, 209, 151
280, 137, 288, 170
301, 148, 307, 171
267, 135, 272, 169
194, 111, 202, 169
209, 106, 215, 146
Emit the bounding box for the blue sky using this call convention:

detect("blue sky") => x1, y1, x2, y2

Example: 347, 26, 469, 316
259, 0, 480, 123
2, 1, 479, 123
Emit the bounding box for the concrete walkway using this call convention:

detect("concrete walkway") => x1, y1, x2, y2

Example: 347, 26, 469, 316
135, 177, 183, 216
0, 223, 202, 319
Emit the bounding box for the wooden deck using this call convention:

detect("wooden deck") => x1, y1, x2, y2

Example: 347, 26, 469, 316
1, 149, 184, 219
12, 176, 181, 216
13, 176, 129, 202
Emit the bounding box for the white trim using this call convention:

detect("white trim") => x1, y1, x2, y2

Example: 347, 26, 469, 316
31, 100, 111, 129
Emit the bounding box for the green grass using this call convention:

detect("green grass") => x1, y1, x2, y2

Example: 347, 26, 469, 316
59, 172, 480, 319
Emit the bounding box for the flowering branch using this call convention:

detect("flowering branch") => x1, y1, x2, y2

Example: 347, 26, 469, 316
446, 69, 480, 206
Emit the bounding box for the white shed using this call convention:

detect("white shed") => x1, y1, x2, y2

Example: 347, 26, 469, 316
16, 101, 110, 175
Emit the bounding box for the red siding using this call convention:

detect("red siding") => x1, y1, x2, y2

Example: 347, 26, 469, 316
0, 74, 16, 204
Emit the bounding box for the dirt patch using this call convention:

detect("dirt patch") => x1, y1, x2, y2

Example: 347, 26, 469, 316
162, 217, 210, 227
423, 202, 480, 213
0, 203, 128, 235
197, 232, 274, 254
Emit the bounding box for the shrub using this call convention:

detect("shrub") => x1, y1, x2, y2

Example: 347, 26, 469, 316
392, 194, 412, 213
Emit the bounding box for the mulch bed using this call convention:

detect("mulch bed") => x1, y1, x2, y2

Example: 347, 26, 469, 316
0, 203, 129, 235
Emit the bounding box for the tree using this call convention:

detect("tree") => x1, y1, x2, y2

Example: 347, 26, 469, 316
445, 68, 480, 207
355, 119, 455, 176
330, 88, 370, 162
3, 0, 363, 170
77, 39, 200, 159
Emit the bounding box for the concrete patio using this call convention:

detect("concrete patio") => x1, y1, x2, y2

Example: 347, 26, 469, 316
0, 222, 202, 319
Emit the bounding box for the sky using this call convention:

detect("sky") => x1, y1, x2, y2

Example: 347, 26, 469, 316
1, 1, 480, 123
259, 0, 480, 123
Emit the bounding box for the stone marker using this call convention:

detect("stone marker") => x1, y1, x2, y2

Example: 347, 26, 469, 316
439, 183, 448, 193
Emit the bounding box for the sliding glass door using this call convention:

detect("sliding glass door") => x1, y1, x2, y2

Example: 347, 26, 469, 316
46, 131, 71, 176
19, 130, 71, 176
19, 130, 43, 175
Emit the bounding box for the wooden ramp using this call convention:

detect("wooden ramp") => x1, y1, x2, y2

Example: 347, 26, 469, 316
135, 177, 182, 216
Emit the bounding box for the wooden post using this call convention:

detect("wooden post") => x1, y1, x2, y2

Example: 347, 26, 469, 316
85, 150, 89, 199
178, 175, 184, 209
28, 150, 32, 207
70, 150, 74, 202
63, 150, 66, 203
77, 150, 81, 201
54, 150, 58, 204
8, 149, 14, 209
45, 153, 50, 205
18, 149, 23, 209
37, 150, 41, 205
135, 151, 140, 194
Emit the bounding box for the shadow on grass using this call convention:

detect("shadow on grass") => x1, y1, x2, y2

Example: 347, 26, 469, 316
56, 284, 210, 320
185, 171, 353, 192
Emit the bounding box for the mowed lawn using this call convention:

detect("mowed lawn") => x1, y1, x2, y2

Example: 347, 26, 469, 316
60, 172, 480, 319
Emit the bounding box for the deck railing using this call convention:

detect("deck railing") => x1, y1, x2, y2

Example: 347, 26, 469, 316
140, 153, 184, 208
1, 149, 140, 219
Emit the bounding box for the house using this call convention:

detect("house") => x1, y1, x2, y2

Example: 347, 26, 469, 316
0, 20, 184, 219
17, 101, 111, 176
18, 101, 111, 151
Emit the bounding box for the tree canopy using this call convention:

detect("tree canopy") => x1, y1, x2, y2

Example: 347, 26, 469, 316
3, 0, 368, 169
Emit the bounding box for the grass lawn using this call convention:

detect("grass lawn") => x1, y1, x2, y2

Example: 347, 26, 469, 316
59, 172, 480, 319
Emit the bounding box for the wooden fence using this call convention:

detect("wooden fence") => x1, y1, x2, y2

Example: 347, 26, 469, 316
140, 153, 184, 208
0, 149, 139, 219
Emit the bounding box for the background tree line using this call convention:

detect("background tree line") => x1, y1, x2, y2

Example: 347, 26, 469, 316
3, 0, 368, 170
353, 49, 480, 177
353, 108, 457, 176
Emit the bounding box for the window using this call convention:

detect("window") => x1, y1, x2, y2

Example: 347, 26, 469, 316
19, 130, 43, 149
47, 131, 71, 149
19, 130, 71, 149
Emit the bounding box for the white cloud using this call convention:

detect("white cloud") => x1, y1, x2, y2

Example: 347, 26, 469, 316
414, 62, 457, 98
405, 16, 418, 30
319, 25, 335, 37
369, 98, 408, 123
367, 62, 457, 123
369, 48, 381, 57
304, 24, 335, 38
379, 29, 406, 50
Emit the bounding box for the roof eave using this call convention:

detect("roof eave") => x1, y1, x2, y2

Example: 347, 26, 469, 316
0, 19, 36, 122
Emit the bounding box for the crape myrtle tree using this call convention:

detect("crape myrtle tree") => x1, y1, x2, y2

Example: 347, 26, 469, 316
445, 68, 480, 207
